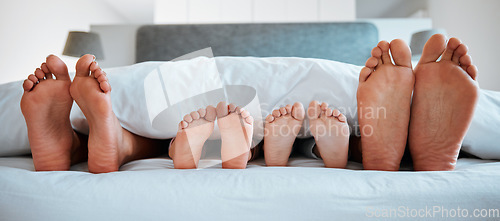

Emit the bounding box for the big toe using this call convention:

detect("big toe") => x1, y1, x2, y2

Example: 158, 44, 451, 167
75, 54, 96, 77
390, 39, 412, 68
307, 101, 321, 120
291, 102, 305, 120
46, 55, 70, 81
418, 34, 446, 64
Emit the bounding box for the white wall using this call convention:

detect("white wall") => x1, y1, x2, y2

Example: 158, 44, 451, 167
154, 0, 356, 24
0, 0, 128, 84
428, 0, 500, 91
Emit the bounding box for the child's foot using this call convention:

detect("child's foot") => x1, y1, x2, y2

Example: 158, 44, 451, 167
263, 103, 305, 166
216, 102, 254, 169
20, 55, 77, 171
70, 54, 131, 173
356, 39, 414, 171
169, 106, 216, 169
409, 34, 479, 171
308, 101, 349, 168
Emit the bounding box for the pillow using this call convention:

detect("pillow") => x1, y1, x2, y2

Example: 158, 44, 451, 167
1, 56, 499, 160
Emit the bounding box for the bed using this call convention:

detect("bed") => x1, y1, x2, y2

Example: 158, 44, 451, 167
1, 22, 500, 221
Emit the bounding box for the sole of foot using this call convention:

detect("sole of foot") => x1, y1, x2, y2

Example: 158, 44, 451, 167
308, 101, 350, 168
20, 55, 76, 171
263, 102, 305, 166
357, 39, 415, 171
70, 54, 131, 173
216, 102, 254, 169
409, 34, 479, 171
169, 106, 216, 169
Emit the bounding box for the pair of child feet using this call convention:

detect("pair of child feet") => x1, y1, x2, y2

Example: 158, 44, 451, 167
172, 101, 350, 169
169, 102, 254, 169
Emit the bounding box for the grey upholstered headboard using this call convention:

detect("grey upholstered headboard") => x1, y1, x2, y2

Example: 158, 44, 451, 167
136, 22, 378, 66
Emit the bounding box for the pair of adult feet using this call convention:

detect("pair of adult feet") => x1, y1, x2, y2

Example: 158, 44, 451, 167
21, 55, 161, 173
169, 102, 254, 169
357, 34, 479, 171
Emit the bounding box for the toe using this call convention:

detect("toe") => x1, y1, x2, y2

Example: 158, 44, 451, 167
240, 109, 251, 119
371, 46, 383, 64
180, 121, 189, 130
365, 56, 378, 69
320, 102, 328, 111
285, 104, 292, 113
40, 63, 50, 74
377, 41, 392, 64
245, 116, 254, 125
97, 74, 107, 83
34, 68, 45, 80
28, 74, 38, 84
228, 103, 237, 113
442, 37, 461, 61
337, 114, 347, 123
272, 109, 281, 118
291, 102, 305, 120
198, 108, 207, 118
190, 111, 200, 120
459, 54, 472, 67
216, 101, 229, 118
23, 79, 34, 92
307, 100, 321, 119
279, 107, 287, 115
75, 54, 95, 77
332, 109, 341, 117
359, 67, 373, 83
418, 34, 446, 64
265, 114, 275, 123
452, 44, 468, 64
90, 61, 100, 73
99, 81, 111, 93
390, 39, 412, 68
46, 54, 70, 80
183, 113, 193, 123
466, 65, 478, 80
40, 63, 53, 80
325, 108, 333, 117
205, 105, 217, 121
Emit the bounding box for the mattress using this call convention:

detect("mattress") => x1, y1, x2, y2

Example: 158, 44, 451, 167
1, 156, 499, 221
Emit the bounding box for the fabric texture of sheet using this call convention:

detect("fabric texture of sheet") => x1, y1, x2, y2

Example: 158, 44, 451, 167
1, 156, 499, 221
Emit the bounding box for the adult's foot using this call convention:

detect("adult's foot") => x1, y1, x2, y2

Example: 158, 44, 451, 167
409, 34, 479, 171
21, 55, 78, 171
70, 54, 131, 173
216, 102, 254, 169
308, 101, 350, 168
169, 106, 216, 169
263, 102, 305, 166
357, 40, 414, 171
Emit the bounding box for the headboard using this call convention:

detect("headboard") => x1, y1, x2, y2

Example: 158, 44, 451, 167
136, 22, 378, 66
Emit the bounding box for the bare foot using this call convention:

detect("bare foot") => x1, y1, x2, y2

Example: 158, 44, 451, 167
308, 101, 350, 168
169, 106, 216, 169
357, 39, 414, 171
263, 102, 305, 166
216, 102, 254, 169
20, 55, 78, 171
410, 34, 479, 171
70, 54, 132, 173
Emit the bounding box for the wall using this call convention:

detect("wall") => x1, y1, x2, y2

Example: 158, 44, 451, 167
0, 0, 128, 84
428, 0, 500, 91
154, 0, 356, 23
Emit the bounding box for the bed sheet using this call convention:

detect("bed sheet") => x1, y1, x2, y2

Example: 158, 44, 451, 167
1, 156, 499, 221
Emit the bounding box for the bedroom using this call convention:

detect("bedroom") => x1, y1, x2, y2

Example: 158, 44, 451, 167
0, 0, 499, 220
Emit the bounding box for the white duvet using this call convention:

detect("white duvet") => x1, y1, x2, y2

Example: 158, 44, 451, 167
0, 56, 499, 159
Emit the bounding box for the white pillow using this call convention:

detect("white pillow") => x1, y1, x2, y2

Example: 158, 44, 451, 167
1, 57, 499, 160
